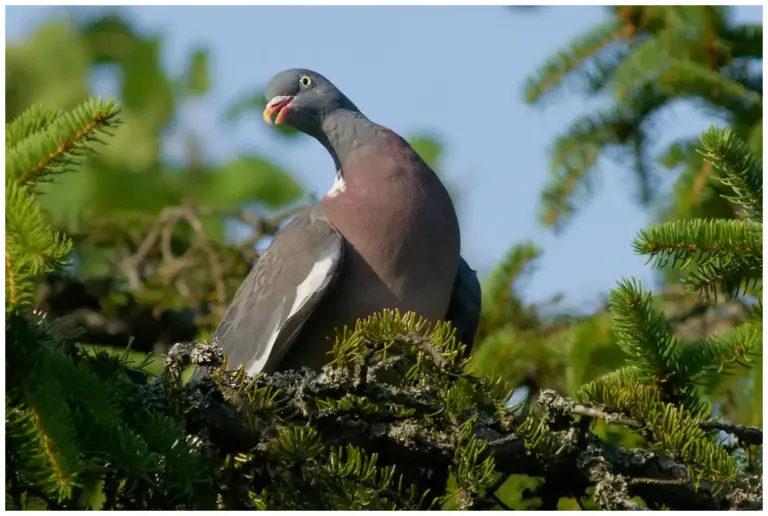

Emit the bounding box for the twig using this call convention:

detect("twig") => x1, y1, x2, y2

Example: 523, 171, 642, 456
179, 205, 226, 304
698, 419, 763, 446
6, 247, 17, 308
629, 477, 690, 487
401, 333, 451, 370
121, 204, 307, 311
539, 389, 762, 445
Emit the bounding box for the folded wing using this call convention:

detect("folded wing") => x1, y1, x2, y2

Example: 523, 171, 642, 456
445, 256, 482, 356
212, 206, 344, 375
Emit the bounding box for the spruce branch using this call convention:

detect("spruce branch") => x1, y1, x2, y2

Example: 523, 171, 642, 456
683, 256, 762, 300
5, 103, 62, 149
576, 442, 644, 510
538, 85, 666, 229
608, 279, 687, 397
527, 7, 762, 232
6, 246, 19, 310
541, 389, 739, 488
616, 50, 761, 110
577, 366, 643, 403
543, 389, 761, 446
611, 24, 704, 100
8, 298, 759, 510
539, 110, 614, 229
481, 242, 541, 333
6, 98, 121, 187
524, 21, 625, 103
679, 322, 761, 381
698, 126, 763, 220
5, 181, 74, 311
181, 333, 758, 510
633, 219, 761, 271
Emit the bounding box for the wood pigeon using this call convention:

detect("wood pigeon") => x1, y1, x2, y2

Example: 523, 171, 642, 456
207, 69, 481, 376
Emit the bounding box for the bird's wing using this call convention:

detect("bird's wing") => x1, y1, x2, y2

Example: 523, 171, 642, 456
212, 206, 344, 375
445, 256, 482, 356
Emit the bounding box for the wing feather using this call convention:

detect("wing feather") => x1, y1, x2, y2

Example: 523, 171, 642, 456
445, 256, 482, 356
211, 206, 344, 375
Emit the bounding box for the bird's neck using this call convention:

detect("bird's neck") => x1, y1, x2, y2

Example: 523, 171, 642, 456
316, 109, 379, 175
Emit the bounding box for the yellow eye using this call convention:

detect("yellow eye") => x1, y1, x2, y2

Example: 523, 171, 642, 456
299, 74, 313, 88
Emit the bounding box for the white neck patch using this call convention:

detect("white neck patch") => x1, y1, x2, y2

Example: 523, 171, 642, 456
325, 175, 346, 199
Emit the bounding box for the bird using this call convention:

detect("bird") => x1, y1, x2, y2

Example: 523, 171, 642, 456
206, 68, 481, 376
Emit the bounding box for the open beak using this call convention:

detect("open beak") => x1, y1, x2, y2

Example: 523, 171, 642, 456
263, 95, 295, 125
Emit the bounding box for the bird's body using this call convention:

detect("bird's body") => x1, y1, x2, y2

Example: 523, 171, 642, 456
281, 122, 460, 371
206, 69, 480, 376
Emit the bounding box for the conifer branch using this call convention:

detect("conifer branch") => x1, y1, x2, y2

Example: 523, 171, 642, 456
577, 366, 643, 402
539, 112, 610, 228
679, 322, 760, 380
524, 21, 625, 103
182, 336, 760, 510
633, 219, 762, 270
26, 405, 74, 498
526, 7, 762, 231
608, 279, 697, 409
6, 245, 18, 310
542, 387, 739, 488
684, 257, 762, 300
542, 390, 762, 446
6, 98, 121, 187
618, 58, 762, 109
698, 126, 763, 220
481, 242, 541, 332
611, 24, 700, 100
5, 181, 74, 310
5, 103, 62, 149
539, 86, 666, 229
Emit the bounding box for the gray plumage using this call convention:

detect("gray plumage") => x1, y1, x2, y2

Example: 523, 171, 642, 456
206, 69, 481, 376
212, 206, 344, 373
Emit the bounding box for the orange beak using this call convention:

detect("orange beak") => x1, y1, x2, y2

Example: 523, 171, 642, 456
263, 95, 295, 125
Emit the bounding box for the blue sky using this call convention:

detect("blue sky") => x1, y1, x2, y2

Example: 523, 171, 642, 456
7, 5, 763, 311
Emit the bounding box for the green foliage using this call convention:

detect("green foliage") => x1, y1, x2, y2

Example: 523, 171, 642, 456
6, 310, 214, 509
479, 242, 543, 335
473, 242, 623, 404
6, 99, 121, 186
4, 99, 213, 509
580, 375, 738, 486
5, 99, 121, 312
635, 127, 763, 301
607, 278, 707, 414
679, 322, 760, 380
570, 126, 762, 489
699, 126, 763, 220
469, 125, 761, 508
526, 6, 762, 231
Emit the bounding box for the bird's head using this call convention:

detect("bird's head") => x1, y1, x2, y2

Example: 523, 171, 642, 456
263, 69, 358, 134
